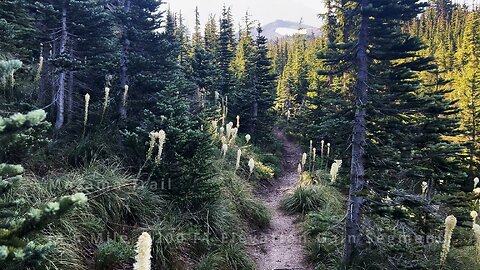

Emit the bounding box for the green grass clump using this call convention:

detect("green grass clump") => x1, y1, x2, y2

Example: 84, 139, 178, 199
218, 170, 271, 229
14, 161, 165, 270
279, 182, 345, 269
95, 238, 134, 270
281, 185, 326, 214
195, 243, 255, 270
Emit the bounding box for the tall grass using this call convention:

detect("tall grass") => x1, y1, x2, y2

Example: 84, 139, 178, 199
15, 162, 165, 270
281, 185, 326, 214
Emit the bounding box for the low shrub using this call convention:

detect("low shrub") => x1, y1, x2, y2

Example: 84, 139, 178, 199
95, 238, 134, 270
281, 185, 326, 214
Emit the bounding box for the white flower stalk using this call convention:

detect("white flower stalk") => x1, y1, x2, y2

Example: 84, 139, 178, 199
101, 87, 110, 122
160, 115, 167, 124
211, 120, 218, 134
155, 130, 166, 164
245, 134, 251, 144
475, 177, 480, 188
226, 122, 234, 140
440, 215, 457, 266
146, 131, 158, 161
236, 149, 242, 170
221, 136, 227, 144
219, 127, 225, 136
301, 153, 307, 167
82, 93, 90, 137
222, 143, 228, 157
474, 188, 480, 194
312, 148, 317, 172
421, 181, 428, 196
298, 163, 303, 181
321, 140, 325, 158
308, 140, 314, 172
122, 85, 129, 106
225, 96, 229, 118
472, 211, 478, 226
133, 232, 152, 270
103, 87, 110, 107
473, 224, 480, 259
248, 158, 255, 174
230, 128, 238, 144
35, 45, 44, 81
330, 160, 342, 183
327, 143, 331, 157
236, 115, 240, 128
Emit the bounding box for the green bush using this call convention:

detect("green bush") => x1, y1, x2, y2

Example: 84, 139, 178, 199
196, 243, 255, 270
281, 185, 325, 214
218, 170, 271, 228
280, 182, 345, 269
95, 238, 133, 270
15, 162, 165, 270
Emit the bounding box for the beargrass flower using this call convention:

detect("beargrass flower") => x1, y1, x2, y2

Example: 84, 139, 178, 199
133, 232, 152, 270
248, 158, 255, 174
236, 149, 242, 170
440, 215, 457, 266
245, 134, 251, 144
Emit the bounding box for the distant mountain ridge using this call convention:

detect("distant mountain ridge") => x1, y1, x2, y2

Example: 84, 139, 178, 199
259, 20, 321, 40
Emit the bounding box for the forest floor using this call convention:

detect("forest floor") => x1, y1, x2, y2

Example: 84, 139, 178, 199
249, 129, 313, 270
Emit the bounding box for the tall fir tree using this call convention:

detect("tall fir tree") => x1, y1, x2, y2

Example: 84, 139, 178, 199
217, 5, 236, 97
316, 0, 468, 266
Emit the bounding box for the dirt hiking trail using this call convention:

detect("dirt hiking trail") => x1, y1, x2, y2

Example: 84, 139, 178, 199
249, 129, 313, 270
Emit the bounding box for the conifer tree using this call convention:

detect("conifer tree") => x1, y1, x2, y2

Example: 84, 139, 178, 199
231, 21, 276, 137
250, 25, 277, 136
0, 109, 86, 269
190, 7, 217, 97
0, 0, 37, 59
217, 5, 236, 96
455, 8, 480, 174
315, 0, 469, 265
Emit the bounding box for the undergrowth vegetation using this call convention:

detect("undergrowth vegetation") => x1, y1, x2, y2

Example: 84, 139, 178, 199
9, 119, 279, 269
282, 136, 480, 270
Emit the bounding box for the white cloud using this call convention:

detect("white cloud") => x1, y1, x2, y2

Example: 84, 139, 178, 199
275, 27, 308, 36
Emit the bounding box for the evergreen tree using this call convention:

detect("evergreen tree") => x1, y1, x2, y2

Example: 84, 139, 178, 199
0, 0, 37, 59
231, 21, 276, 137
217, 5, 236, 97
250, 25, 277, 136
275, 34, 309, 119
190, 7, 217, 100
0, 109, 86, 269
123, 5, 219, 211
316, 0, 468, 265
454, 9, 480, 174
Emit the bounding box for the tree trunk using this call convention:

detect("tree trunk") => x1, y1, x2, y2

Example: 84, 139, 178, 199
37, 42, 50, 106
50, 32, 57, 118
67, 70, 74, 124
119, 0, 131, 126
343, 0, 369, 265
55, 1, 68, 130
251, 95, 258, 134
470, 81, 477, 174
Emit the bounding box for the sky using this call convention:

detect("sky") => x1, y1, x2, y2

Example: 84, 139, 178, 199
163, 0, 326, 30
163, 0, 480, 32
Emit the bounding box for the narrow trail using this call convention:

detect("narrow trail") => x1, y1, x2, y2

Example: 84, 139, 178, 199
249, 129, 313, 270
